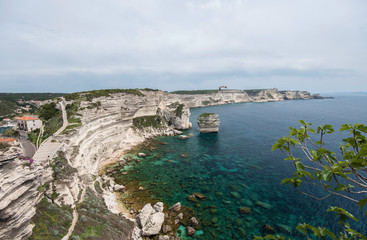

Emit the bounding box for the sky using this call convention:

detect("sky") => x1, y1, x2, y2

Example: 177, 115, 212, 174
0, 0, 366, 93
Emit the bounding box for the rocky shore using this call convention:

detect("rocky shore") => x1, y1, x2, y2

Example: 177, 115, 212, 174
0, 88, 330, 239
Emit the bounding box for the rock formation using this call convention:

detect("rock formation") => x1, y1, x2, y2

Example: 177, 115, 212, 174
197, 113, 220, 133
0, 147, 43, 240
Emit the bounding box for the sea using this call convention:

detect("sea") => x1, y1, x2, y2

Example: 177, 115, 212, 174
118, 94, 367, 239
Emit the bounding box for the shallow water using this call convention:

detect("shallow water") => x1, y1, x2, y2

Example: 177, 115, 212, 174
117, 95, 367, 239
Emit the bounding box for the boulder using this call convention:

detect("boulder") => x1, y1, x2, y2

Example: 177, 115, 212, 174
169, 202, 181, 212
141, 212, 165, 236
178, 135, 190, 140
197, 113, 220, 133
176, 213, 183, 220
262, 224, 275, 234
153, 202, 164, 213
158, 236, 170, 240
136, 204, 154, 228
113, 184, 125, 192
162, 225, 172, 233
189, 217, 199, 226
187, 194, 198, 202
138, 153, 146, 157
193, 192, 206, 199
186, 226, 196, 236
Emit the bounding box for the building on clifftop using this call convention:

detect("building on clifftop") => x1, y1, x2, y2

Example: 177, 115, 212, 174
15, 115, 42, 132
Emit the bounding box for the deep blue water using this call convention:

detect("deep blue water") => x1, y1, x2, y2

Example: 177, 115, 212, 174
119, 95, 367, 239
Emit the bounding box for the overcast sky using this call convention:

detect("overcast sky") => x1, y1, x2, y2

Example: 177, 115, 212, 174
0, 0, 366, 93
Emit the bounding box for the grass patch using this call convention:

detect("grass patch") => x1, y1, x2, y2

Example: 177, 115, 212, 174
199, 113, 216, 118
52, 151, 78, 181
174, 104, 184, 118
72, 189, 134, 240
64, 89, 145, 101
30, 197, 73, 240
132, 115, 165, 129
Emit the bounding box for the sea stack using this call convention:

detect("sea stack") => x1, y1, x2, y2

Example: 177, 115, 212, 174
197, 113, 220, 133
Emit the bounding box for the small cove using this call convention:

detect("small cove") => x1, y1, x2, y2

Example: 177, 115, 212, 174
110, 95, 367, 239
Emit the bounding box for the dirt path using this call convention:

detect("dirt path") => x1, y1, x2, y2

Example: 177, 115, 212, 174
61, 186, 86, 240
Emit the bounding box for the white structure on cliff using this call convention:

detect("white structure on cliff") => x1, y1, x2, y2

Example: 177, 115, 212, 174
16, 115, 42, 132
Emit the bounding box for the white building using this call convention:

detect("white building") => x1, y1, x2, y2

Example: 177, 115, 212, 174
16, 116, 42, 132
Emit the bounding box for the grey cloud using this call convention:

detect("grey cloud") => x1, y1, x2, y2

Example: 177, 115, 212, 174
0, 0, 366, 92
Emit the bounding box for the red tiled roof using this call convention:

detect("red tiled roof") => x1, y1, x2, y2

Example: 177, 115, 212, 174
16, 115, 39, 121
0, 138, 16, 142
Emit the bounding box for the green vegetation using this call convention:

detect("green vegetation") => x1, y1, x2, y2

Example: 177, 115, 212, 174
36, 102, 62, 141
30, 197, 73, 240
199, 113, 216, 118
201, 100, 211, 106
0, 93, 65, 102
171, 89, 219, 95
0, 142, 10, 151
1, 127, 19, 137
71, 188, 134, 240
52, 151, 78, 181
244, 89, 264, 96
175, 104, 185, 118
38, 102, 60, 121
132, 115, 165, 129
0, 100, 17, 116
62, 102, 82, 135
266, 93, 274, 99
64, 89, 145, 101
264, 121, 367, 239
28, 129, 40, 145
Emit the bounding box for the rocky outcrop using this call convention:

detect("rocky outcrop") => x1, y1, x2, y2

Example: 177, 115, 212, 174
197, 113, 220, 133
0, 147, 43, 240
134, 202, 165, 238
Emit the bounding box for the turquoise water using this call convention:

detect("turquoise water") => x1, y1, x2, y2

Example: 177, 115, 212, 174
119, 95, 367, 239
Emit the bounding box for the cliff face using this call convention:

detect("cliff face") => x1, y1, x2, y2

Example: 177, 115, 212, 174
0, 148, 43, 240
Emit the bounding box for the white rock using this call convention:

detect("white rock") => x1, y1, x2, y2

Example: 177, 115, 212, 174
169, 202, 181, 212
113, 184, 125, 192
136, 203, 154, 228
138, 153, 146, 157
141, 212, 165, 236
153, 202, 164, 213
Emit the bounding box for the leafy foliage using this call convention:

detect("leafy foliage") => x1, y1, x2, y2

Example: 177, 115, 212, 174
0, 142, 10, 151
175, 104, 185, 118
0, 100, 17, 116
38, 102, 60, 121
268, 121, 367, 239
1, 127, 19, 137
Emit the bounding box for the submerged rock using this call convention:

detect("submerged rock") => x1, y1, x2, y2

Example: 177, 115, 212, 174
189, 217, 199, 226
262, 224, 275, 234
255, 201, 272, 209
178, 135, 190, 140
186, 226, 196, 236
197, 113, 220, 133
238, 207, 251, 214
193, 192, 206, 199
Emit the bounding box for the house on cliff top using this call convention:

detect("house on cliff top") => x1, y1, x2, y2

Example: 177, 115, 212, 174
15, 115, 42, 132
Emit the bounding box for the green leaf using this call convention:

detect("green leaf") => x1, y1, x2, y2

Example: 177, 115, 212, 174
340, 124, 352, 131
333, 184, 346, 192
358, 198, 367, 210
327, 206, 359, 222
